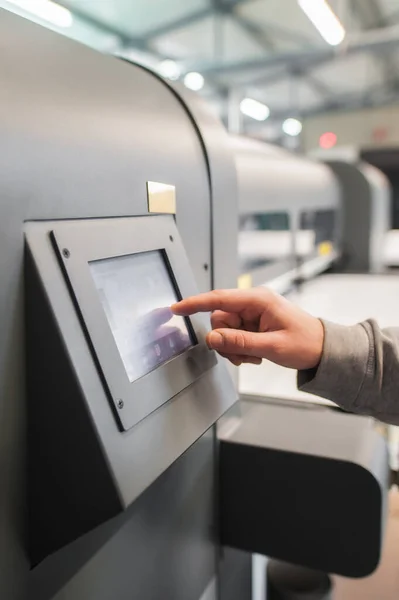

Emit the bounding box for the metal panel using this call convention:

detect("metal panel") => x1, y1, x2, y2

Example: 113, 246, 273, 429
26, 219, 235, 514
219, 548, 252, 600
147, 181, 177, 213
0, 13, 212, 292
30, 428, 217, 600
0, 12, 237, 600
49, 217, 216, 432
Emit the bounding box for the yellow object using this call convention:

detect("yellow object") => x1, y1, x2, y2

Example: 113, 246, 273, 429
238, 273, 252, 289
147, 181, 176, 214
318, 241, 332, 256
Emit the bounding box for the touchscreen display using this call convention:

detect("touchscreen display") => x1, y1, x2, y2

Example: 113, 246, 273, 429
89, 251, 194, 383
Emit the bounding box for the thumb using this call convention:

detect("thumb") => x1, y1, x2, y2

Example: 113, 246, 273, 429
207, 328, 277, 358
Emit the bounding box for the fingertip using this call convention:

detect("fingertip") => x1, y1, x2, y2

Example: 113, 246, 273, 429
242, 357, 262, 365
227, 356, 242, 367
171, 302, 184, 316
231, 361, 242, 367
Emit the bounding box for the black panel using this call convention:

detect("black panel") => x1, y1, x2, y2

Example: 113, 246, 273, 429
30, 429, 216, 600
219, 441, 382, 578
26, 248, 123, 565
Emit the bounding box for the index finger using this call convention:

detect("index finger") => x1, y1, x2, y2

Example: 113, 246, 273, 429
171, 289, 266, 316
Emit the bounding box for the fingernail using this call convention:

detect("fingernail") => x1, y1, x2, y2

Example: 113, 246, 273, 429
208, 331, 223, 349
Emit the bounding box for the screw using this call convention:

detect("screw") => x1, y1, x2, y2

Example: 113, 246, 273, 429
62, 248, 70, 258
169, 235, 174, 242
203, 263, 209, 271
117, 399, 124, 409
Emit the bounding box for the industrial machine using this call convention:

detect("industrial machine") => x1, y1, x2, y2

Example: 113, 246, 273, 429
326, 160, 391, 273
234, 138, 392, 294
1, 10, 239, 600
360, 147, 399, 268
310, 146, 394, 270
233, 135, 341, 293
0, 11, 390, 600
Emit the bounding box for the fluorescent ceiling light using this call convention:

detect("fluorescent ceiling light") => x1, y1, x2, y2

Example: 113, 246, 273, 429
283, 118, 303, 136
158, 59, 181, 81
298, 0, 345, 46
6, 0, 73, 27
183, 72, 205, 91
240, 98, 270, 121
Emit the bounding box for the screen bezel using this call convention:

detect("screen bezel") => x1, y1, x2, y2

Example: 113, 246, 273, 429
51, 216, 216, 431
89, 249, 197, 382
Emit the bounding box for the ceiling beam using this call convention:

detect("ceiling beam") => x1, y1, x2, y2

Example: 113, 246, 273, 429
232, 18, 333, 98
231, 12, 275, 50
232, 18, 316, 47
217, 0, 316, 46
210, 0, 334, 99
57, 3, 214, 45
183, 24, 399, 77
350, 0, 382, 28
387, 6, 399, 22
54, 0, 399, 120
350, 0, 399, 90
266, 81, 399, 122
142, 8, 212, 40
56, 1, 142, 46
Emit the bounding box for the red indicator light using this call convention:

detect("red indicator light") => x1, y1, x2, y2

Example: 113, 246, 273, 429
319, 132, 337, 149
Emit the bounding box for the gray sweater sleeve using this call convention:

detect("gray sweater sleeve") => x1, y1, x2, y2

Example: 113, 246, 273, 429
298, 319, 399, 425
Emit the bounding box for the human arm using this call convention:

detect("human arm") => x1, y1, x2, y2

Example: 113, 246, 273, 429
172, 289, 399, 425
299, 319, 399, 425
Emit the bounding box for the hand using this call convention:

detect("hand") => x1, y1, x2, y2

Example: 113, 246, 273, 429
172, 288, 324, 369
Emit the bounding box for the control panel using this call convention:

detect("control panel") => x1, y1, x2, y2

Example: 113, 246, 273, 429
26, 215, 236, 563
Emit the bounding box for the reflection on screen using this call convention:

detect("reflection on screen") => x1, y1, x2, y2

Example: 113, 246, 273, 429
89, 251, 194, 383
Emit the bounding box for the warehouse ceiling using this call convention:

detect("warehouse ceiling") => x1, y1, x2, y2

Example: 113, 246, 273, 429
3, 0, 399, 142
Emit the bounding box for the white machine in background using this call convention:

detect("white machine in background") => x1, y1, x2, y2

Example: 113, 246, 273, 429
385, 229, 399, 267
232, 135, 341, 294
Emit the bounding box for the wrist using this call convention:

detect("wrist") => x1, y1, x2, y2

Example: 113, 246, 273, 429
309, 317, 324, 370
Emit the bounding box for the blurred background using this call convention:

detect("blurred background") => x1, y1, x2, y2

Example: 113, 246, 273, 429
3, 0, 399, 155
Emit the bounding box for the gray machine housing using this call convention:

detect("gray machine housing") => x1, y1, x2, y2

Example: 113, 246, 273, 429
1, 11, 241, 600
326, 160, 391, 273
